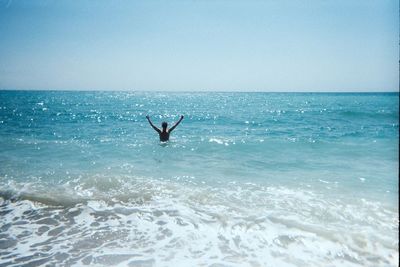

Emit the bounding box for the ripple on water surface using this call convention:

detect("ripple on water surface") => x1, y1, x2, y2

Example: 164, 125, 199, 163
0, 91, 398, 266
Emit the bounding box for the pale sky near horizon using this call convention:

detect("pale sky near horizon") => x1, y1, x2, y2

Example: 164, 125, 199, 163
0, 0, 398, 92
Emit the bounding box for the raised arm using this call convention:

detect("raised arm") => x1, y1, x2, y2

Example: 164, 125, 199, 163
169, 115, 184, 132
146, 115, 161, 133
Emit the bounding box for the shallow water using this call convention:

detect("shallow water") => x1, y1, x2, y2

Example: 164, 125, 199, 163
0, 91, 398, 266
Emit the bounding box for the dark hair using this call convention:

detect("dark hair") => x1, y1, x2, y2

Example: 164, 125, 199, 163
162, 122, 168, 128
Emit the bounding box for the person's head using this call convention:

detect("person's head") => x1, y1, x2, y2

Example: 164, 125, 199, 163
162, 121, 168, 130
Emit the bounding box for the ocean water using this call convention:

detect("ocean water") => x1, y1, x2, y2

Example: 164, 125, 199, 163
0, 91, 398, 267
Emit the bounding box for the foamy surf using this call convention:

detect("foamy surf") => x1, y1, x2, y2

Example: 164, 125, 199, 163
0, 175, 398, 267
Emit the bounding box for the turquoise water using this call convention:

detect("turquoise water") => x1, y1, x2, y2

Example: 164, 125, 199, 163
0, 91, 398, 266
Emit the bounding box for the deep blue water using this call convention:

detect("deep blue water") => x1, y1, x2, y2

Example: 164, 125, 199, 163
0, 91, 398, 266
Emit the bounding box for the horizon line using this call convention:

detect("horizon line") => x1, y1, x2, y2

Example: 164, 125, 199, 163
0, 88, 398, 94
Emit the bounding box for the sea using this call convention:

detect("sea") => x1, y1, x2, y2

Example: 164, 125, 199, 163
0, 91, 398, 267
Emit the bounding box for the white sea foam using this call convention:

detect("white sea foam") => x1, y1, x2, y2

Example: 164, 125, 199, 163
0, 176, 398, 267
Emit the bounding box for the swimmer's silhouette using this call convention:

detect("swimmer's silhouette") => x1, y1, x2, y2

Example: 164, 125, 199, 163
146, 115, 184, 142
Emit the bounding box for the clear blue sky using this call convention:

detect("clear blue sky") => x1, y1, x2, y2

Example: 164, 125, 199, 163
0, 0, 398, 91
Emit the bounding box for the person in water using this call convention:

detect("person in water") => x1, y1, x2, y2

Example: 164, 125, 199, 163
146, 115, 184, 142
